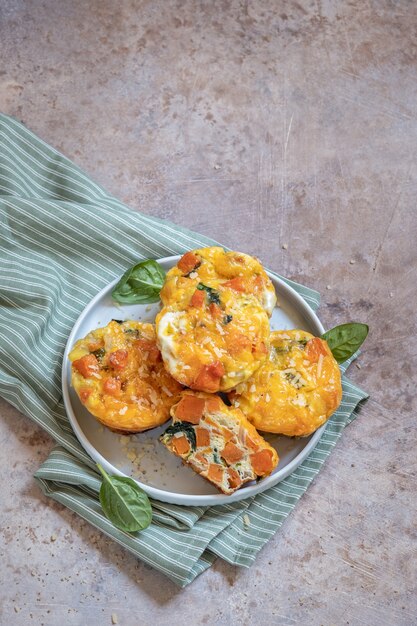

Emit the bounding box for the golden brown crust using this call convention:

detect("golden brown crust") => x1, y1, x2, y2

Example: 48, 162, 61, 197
156, 247, 276, 391
229, 330, 342, 437
161, 246, 277, 315
155, 299, 270, 392
69, 320, 183, 432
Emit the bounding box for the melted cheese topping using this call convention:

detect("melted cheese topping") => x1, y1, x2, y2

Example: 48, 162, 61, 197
229, 330, 342, 437
156, 293, 270, 392
69, 320, 182, 433
161, 246, 277, 316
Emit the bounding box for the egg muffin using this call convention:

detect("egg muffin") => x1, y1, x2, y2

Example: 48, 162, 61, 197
161, 247, 277, 316
229, 330, 342, 437
161, 392, 279, 494
69, 320, 183, 433
155, 288, 270, 392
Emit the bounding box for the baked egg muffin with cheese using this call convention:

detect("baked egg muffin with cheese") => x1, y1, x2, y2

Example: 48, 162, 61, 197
155, 288, 270, 392
160, 247, 277, 316
69, 320, 182, 433
229, 330, 342, 437
161, 391, 279, 494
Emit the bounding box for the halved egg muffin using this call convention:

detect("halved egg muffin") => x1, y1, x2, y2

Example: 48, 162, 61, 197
161, 247, 277, 316
155, 289, 270, 392
229, 330, 342, 437
160, 391, 279, 495
69, 320, 183, 433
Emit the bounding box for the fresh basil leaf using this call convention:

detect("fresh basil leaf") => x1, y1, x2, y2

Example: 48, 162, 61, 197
97, 464, 152, 533
322, 322, 369, 364
162, 421, 197, 451
197, 283, 221, 305
111, 260, 166, 304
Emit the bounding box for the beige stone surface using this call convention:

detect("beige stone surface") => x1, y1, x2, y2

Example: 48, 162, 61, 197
0, 0, 416, 624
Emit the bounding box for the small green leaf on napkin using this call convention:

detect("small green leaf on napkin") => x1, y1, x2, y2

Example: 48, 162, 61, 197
322, 322, 369, 364
111, 259, 166, 304
97, 464, 152, 533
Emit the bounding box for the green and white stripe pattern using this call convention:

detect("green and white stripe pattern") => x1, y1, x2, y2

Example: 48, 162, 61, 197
0, 114, 368, 587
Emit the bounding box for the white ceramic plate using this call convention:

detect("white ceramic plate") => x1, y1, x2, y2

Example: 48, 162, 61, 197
62, 255, 325, 506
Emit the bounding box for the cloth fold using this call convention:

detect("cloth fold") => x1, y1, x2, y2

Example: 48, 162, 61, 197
0, 114, 368, 587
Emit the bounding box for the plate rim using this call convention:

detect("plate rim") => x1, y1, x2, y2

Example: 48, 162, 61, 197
62, 254, 326, 506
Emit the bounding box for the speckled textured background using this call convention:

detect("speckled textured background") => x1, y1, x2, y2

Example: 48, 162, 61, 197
0, 1, 416, 624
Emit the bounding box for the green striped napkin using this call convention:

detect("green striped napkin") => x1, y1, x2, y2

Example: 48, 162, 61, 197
0, 114, 368, 587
